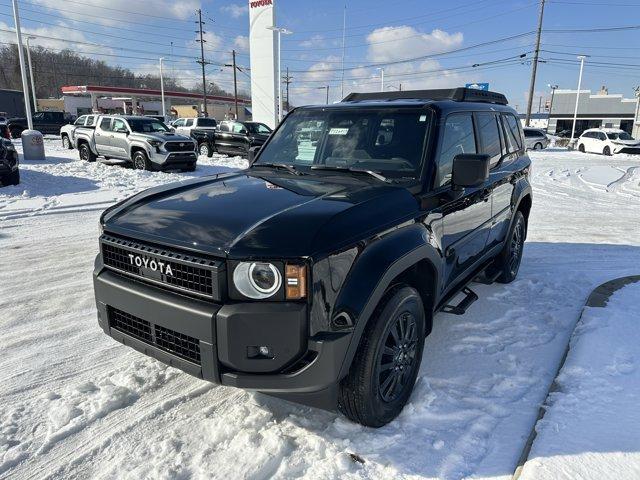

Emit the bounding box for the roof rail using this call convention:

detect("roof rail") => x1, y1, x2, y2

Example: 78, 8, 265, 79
342, 87, 508, 105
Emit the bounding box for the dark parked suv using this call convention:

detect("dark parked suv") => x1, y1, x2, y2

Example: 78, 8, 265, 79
93, 88, 532, 427
0, 138, 19, 186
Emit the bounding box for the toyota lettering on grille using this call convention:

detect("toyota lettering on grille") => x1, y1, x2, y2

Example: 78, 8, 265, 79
128, 254, 174, 276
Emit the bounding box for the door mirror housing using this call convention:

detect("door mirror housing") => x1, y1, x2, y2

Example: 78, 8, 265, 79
451, 153, 491, 189
248, 145, 262, 165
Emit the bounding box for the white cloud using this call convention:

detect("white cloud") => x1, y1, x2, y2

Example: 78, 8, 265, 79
299, 35, 326, 49
221, 4, 249, 18
31, 0, 201, 26
366, 26, 463, 63
234, 35, 249, 52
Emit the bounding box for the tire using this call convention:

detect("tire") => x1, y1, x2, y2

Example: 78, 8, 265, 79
534, 142, 543, 150
603, 146, 612, 156
198, 143, 213, 157
578, 144, 585, 153
62, 135, 72, 149
338, 285, 426, 427
1, 169, 20, 186
132, 150, 152, 170
493, 210, 526, 284
78, 143, 97, 162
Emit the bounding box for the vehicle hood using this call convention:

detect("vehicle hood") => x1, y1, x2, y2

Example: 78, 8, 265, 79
129, 131, 193, 143
102, 172, 419, 258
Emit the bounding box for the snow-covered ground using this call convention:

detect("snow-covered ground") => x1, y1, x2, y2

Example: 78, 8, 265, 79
1, 140, 639, 479
519, 282, 640, 480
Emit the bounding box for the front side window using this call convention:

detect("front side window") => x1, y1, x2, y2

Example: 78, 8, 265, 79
476, 112, 502, 167
598, 132, 607, 141
437, 113, 476, 187
256, 107, 431, 181
112, 118, 127, 132
232, 123, 246, 134
198, 118, 217, 127
246, 123, 271, 134
173, 119, 185, 127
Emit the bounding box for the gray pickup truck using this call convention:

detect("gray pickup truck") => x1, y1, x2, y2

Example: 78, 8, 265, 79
74, 115, 198, 171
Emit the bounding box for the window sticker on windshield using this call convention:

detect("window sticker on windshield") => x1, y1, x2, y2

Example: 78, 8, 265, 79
329, 128, 349, 135
419, 115, 427, 122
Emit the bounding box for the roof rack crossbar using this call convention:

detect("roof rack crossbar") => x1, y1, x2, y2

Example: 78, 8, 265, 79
342, 87, 508, 105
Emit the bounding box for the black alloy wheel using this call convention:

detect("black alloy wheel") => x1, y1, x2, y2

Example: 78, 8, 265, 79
494, 210, 526, 284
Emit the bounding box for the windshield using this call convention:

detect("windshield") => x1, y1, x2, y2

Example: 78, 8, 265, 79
128, 119, 169, 133
245, 122, 272, 134
198, 118, 217, 127
607, 131, 634, 141
255, 107, 431, 180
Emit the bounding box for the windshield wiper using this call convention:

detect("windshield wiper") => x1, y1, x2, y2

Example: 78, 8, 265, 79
252, 163, 303, 176
310, 165, 388, 182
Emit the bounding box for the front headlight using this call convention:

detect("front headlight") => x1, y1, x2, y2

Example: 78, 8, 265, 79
147, 139, 163, 147
233, 262, 282, 299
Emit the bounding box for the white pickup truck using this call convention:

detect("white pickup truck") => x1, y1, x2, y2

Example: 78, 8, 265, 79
60, 114, 98, 149
74, 115, 197, 171
171, 117, 218, 137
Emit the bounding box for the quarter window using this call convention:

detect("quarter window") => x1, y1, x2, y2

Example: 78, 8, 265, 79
502, 114, 523, 152
476, 112, 502, 167
437, 113, 476, 187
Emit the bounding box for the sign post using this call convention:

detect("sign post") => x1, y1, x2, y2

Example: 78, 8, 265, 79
249, 0, 278, 129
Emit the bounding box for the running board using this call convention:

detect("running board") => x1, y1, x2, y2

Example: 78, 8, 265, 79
474, 269, 501, 285
442, 287, 479, 315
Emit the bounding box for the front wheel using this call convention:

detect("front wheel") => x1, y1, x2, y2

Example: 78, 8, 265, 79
198, 143, 212, 157
62, 135, 72, 149
338, 285, 425, 427
133, 150, 152, 170
534, 142, 543, 150
603, 146, 612, 156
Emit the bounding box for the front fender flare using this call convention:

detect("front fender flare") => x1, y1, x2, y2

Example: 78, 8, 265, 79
333, 223, 441, 380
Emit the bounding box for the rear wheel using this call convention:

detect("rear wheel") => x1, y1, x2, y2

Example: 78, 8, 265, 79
78, 143, 96, 162
534, 142, 543, 150
578, 144, 586, 153
198, 143, 213, 157
338, 285, 425, 427
603, 146, 612, 156
62, 135, 72, 149
133, 150, 152, 170
493, 211, 526, 284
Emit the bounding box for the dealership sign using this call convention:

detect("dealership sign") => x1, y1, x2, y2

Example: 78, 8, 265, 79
249, 0, 278, 128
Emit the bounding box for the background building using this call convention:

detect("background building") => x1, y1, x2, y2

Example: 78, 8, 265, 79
548, 87, 638, 135
0, 88, 26, 117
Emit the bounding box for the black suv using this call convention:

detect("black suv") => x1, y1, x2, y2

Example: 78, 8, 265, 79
0, 138, 20, 186
93, 88, 532, 427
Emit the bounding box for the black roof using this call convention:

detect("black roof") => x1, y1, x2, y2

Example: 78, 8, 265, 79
342, 88, 508, 106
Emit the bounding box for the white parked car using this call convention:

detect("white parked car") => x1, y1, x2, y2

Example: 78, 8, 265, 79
60, 114, 98, 149
523, 128, 550, 150
577, 128, 640, 155
171, 117, 217, 136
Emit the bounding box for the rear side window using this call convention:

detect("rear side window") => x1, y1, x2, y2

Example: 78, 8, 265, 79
185, 119, 194, 127
75, 116, 86, 126
219, 123, 230, 132
437, 113, 476, 187
476, 112, 502, 167
100, 118, 112, 131
502, 114, 523, 152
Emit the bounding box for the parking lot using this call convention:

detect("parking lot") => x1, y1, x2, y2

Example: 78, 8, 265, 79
1, 139, 639, 479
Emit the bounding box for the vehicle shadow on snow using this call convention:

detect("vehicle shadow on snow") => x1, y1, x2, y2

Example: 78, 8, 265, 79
231, 241, 640, 479
4, 169, 100, 196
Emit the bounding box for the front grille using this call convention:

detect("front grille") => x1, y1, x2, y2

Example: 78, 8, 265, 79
155, 325, 201, 363
109, 308, 152, 343
165, 142, 195, 152
101, 234, 224, 301
109, 307, 201, 365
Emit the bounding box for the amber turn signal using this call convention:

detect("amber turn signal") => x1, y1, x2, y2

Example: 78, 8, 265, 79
285, 264, 307, 300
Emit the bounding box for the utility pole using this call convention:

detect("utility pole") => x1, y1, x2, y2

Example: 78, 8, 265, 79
547, 84, 558, 132
11, 0, 33, 130
196, 9, 210, 117
570, 55, 586, 144
340, 5, 346, 99
232, 50, 239, 118
26, 36, 37, 113
633, 86, 640, 138
525, 0, 546, 127
159, 57, 166, 119
283, 67, 293, 112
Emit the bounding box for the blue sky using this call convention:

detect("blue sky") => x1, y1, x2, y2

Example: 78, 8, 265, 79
1, 0, 640, 110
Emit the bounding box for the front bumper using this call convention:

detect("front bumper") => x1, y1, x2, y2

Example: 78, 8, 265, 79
149, 149, 198, 169
93, 264, 351, 410
613, 146, 640, 155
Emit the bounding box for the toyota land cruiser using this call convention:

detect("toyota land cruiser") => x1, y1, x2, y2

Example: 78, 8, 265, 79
93, 88, 532, 427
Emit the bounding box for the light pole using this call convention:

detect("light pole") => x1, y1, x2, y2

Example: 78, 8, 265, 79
633, 86, 640, 138
547, 84, 558, 133
26, 36, 37, 113
11, 0, 33, 130
376, 67, 384, 92
570, 56, 586, 144
159, 58, 166, 120
267, 26, 293, 122
317, 85, 329, 104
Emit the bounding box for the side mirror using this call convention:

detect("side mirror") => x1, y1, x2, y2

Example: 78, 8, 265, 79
248, 145, 262, 165
451, 153, 491, 189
